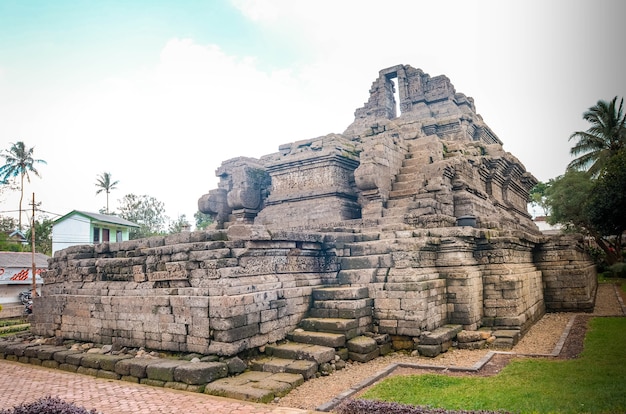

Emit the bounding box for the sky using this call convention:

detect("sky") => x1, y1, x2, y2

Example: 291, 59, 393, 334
1, 0, 625, 229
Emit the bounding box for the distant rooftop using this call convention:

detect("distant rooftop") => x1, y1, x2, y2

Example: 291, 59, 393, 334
54, 210, 139, 228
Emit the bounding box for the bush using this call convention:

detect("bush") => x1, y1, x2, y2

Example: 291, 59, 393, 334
336, 399, 512, 414
0, 396, 97, 414
607, 262, 626, 278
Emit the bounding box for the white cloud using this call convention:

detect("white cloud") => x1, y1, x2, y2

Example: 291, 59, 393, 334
2, 0, 625, 230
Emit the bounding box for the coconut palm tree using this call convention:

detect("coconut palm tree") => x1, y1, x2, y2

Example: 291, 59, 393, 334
0, 142, 46, 230
568, 96, 626, 176
95, 172, 119, 214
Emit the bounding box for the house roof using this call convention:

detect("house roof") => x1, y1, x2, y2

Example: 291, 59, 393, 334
0, 251, 50, 268
8, 230, 27, 241
54, 210, 140, 228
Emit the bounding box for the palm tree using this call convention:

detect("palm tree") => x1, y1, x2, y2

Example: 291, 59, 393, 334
568, 96, 626, 176
95, 172, 119, 214
0, 142, 46, 230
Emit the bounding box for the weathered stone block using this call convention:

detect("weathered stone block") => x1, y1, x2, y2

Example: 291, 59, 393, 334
348, 348, 380, 363
420, 325, 462, 345
125, 358, 161, 378
346, 336, 378, 354
417, 344, 441, 357
174, 361, 228, 385
146, 360, 187, 382
456, 330, 484, 343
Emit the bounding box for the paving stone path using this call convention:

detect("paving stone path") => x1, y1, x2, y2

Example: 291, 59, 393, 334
0, 359, 319, 414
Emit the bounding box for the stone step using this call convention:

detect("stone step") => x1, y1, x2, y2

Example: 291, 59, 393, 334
392, 180, 421, 192
249, 356, 318, 379
264, 342, 335, 364
287, 330, 346, 348
312, 286, 369, 301
388, 188, 417, 199
420, 324, 463, 345
309, 305, 372, 320
299, 317, 359, 338
395, 172, 418, 183
401, 157, 423, 168
386, 198, 417, 209
312, 298, 374, 311
337, 269, 378, 285
398, 164, 424, 175
205, 371, 304, 403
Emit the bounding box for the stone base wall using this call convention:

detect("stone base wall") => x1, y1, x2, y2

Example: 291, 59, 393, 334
32, 226, 339, 356
32, 226, 597, 357
476, 235, 545, 333
534, 234, 598, 312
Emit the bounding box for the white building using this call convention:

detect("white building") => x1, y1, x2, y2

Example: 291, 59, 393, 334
533, 216, 563, 235
52, 210, 139, 255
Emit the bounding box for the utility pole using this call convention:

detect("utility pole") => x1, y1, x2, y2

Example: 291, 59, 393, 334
31, 192, 37, 298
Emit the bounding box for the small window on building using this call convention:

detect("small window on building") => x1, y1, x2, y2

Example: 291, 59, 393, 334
93, 227, 100, 243
116, 230, 122, 242
102, 228, 110, 242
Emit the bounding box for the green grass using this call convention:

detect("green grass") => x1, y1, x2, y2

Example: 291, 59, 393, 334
0, 324, 30, 336
0, 319, 30, 336
0, 318, 27, 327
361, 317, 626, 414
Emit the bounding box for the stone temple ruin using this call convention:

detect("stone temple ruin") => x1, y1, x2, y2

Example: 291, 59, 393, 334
32, 65, 596, 368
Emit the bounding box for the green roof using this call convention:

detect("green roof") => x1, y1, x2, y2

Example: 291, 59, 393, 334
54, 210, 139, 228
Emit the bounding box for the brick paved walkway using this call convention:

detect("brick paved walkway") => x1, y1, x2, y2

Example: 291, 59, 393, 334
0, 360, 318, 414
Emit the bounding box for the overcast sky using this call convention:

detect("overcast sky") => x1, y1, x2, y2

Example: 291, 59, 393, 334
1, 0, 624, 228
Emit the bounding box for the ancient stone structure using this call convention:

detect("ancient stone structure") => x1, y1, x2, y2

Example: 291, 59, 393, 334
32, 65, 597, 364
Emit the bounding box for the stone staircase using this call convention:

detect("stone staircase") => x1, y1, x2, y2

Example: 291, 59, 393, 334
378, 142, 453, 228
206, 285, 386, 403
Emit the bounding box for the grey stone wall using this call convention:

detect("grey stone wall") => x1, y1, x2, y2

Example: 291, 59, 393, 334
534, 234, 597, 312
32, 226, 339, 356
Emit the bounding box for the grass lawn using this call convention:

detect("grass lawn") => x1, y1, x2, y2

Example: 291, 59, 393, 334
360, 317, 626, 414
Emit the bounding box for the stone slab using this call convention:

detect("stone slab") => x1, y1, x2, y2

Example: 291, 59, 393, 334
289, 330, 346, 348
173, 361, 228, 385
265, 342, 335, 364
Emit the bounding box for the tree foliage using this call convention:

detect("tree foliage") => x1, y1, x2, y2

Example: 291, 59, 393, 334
0, 142, 46, 229
95, 172, 119, 214
543, 97, 626, 265
167, 214, 191, 233
116, 194, 169, 239
568, 96, 626, 176
194, 210, 214, 230
25, 216, 53, 255
0, 216, 25, 252
529, 181, 551, 216
545, 171, 594, 231
586, 149, 626, 263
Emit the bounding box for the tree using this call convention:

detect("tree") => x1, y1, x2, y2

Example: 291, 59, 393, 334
0, 216, 25, 251
545, 170, 594, 231
167, 214, 191, 234
529, 181, 551, 216
116, 194, 169, 239
585, 149, 626, 264
0, 142, 46, 229
0, 216, 19, 233
194, 211, 214, 230
568, 96, 626, 176
25, 216, 53, 256
95, 172, 119, 214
